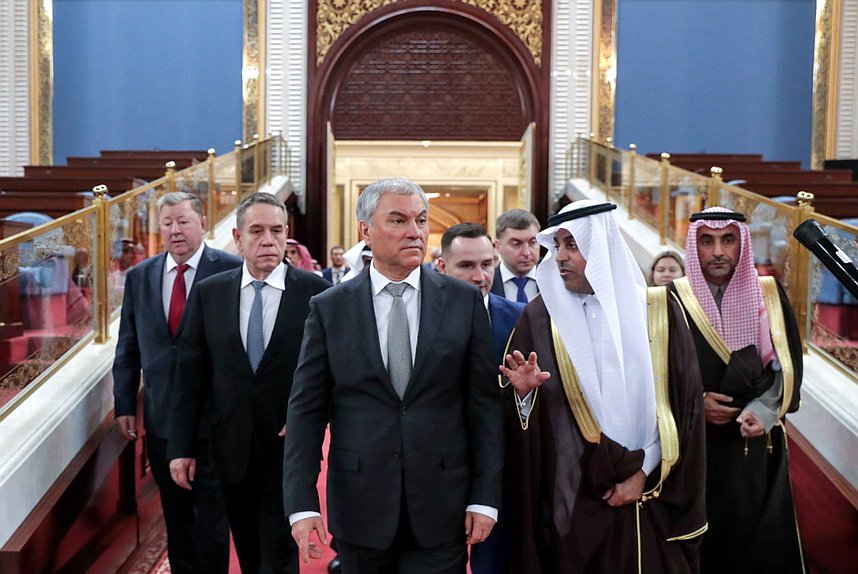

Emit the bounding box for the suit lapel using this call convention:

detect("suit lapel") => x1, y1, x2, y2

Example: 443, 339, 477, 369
255, 266, 301, 374
346, 270, 390, 387
146, 253, 171, 338
220, 269, 253, 374
410, 270, 445, 384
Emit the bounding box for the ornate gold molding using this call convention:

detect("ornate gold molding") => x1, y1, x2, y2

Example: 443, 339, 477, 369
592, 0, 617, 142
315, 0, 543, 67
30, 0, 53, 165
811, 0, 841, 169
243, 0, 265, 143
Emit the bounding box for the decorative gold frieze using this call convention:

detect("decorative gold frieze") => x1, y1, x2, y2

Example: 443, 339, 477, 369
811, 0, 841, 169
593, 0, 617, 143
30, 0, 53, 165
316, 0, 543, 66
243, 0, 265, 143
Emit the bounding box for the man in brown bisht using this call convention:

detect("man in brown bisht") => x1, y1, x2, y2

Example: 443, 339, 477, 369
501, 199, 707, 574
670, 207, 803, 574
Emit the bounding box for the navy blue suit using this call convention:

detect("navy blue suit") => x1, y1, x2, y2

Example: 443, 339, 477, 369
490, 266, 539, 302
471, 293, 525, 574
113, 245, 241, 574
321, 266, 349, 284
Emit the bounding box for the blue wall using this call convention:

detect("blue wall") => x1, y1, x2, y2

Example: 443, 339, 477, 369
615, 0, 816, 166
53, 0, 242, 163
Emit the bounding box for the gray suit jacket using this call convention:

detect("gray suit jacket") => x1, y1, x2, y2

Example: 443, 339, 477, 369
112, 246, 242, 438
282, 267, 503, 550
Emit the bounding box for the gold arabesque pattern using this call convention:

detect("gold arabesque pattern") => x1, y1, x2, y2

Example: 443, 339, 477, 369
316, 0, 543, 66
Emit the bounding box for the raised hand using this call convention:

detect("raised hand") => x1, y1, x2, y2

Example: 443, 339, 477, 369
500, 350, 551, 398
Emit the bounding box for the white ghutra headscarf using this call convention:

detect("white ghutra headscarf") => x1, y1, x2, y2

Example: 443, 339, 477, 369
536, 200, 660, 459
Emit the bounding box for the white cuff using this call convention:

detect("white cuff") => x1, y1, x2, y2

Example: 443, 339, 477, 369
288, 511, 322, 526
466, 504, 498, 522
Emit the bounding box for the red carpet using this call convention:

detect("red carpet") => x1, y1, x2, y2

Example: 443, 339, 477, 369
146, 431, 336, 573
133, 429, 857, 574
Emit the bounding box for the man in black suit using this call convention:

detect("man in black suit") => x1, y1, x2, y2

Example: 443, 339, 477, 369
113, 191, 240, 574
168, 193, 329, 574
490, 209, 540, 303
321, 244, 349, 285
283, 178, 503, 573
435, 223, 524, 574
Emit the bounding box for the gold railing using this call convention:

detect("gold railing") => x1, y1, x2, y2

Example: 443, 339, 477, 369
0, 133, 290, 420
570, 135, 858, 378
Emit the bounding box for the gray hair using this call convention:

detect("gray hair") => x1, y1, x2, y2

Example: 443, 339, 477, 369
356, 178, 429, 224
158, 191, 204, 219
236, 193, 287, 230
496, 209, 540, 239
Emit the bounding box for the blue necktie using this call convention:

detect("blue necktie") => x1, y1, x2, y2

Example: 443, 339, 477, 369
247, 280, 266, 372
511, 276, 530, 303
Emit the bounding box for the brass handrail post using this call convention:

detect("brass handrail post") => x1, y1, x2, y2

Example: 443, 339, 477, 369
234, 140, 242, 198
253, 133, 261, 190
587, 133, 596, 187
165, 161, 176, 193
627, 144, 636, 220
147, 195, 159, 258
92, 185, 111, 343
708, 166, 723, 208
658, 152, 671, 244
207, 148, 216, 239
604, 137, 614, 196
790, 191, 816, 352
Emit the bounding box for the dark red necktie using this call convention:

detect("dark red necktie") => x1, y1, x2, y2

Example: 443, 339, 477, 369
168, 263, 190, 336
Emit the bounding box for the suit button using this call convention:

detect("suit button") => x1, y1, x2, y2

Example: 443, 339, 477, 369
394, 451, 401, 458
401, 407, 407, 416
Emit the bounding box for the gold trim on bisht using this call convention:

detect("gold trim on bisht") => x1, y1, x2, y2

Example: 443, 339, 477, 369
315, 0, 544, 66
673, 277, 732, 364
499, 327, 541, 431
759, 276, 796, 419
550, 319, 602, 444
645, 286, 679, 491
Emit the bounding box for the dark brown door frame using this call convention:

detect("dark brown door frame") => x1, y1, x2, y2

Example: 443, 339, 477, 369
302, 1, 550, 256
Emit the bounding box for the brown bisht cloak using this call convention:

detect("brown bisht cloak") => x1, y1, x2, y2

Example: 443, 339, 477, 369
502, 292, 706, 574
669, 278, 804, 574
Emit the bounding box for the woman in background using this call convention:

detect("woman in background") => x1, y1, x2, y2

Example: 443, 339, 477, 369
649, 250, 685, 286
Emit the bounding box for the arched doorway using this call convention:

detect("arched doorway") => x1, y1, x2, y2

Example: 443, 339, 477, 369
300, 1, 549, 257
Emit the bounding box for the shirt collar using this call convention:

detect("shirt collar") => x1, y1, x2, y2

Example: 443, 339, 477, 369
370, 262, 422, 296
241, 261, 287, 291
166, 243, 205, 273
483, 293, 490, 311
499, 261, 537, 283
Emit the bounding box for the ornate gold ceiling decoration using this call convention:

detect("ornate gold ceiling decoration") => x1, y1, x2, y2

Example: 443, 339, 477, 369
316, 0, 543, 66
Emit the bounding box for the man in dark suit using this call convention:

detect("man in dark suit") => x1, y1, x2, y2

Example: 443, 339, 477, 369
113, 192, 240, 574
283, 178, 503, 573
167, 193, 329, 574
490, 209, 541, 303
321, 244, 349, 285
436, 222, 524, 574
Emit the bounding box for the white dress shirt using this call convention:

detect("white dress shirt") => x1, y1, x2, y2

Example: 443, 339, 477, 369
238, 261, 286, 352
369, 263, 421, 366
161, 243, 206, 318
499, 262, 538, 302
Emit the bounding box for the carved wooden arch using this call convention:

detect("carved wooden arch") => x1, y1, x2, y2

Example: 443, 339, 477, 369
301, 0, 550, 256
